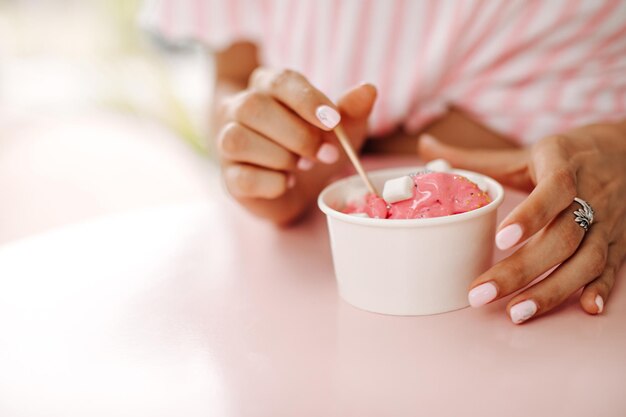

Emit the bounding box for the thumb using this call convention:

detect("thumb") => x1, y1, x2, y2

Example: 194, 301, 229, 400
337, 83, 377, 120
418, 133, 533, 190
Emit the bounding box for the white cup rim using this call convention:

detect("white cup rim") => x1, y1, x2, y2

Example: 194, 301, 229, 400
318, 166, 504, 228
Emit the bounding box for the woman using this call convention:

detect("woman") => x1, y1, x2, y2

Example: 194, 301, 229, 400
141, 0, 626, 324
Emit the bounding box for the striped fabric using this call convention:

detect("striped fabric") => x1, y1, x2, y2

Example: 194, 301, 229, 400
140, 0, 626, 145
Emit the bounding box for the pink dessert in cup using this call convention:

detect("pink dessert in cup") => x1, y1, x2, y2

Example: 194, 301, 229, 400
343, 171, 491, 220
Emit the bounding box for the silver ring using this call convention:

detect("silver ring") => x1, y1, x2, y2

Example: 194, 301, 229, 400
573, 197, 594, 232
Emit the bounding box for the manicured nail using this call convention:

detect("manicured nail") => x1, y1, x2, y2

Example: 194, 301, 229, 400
468, 282, 497, 307
316, 143, 339, 164
297, 157, 314, 171
509, 299, 537, 324
315, 105, 341, 129
286, 174, 296, 189
495, 223, 523, 250
595, 294, 604, 314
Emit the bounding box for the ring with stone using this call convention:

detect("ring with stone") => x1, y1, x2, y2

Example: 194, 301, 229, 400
573, 197, 594, 232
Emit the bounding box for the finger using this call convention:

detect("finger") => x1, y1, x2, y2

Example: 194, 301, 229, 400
417, 134, 531, 189
223, 163, 292, 199
495, 136, 578, 250
226, 90, 327, 161
336, 83, 377, 120
468, 202, 585, 307
316, 84, 378, 153
250, 68, 341, 131
505, 226, 610, 324
218, 122, 298, 171
579, 238, 626, 314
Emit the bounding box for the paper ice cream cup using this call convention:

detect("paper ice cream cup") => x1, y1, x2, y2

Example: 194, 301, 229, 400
318, 166, 504, 316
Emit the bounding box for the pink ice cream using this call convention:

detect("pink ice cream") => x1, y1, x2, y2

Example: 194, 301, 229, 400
343, 172, 491, 219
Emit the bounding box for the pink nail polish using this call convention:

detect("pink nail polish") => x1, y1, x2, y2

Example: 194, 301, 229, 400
468, 282, 497, 307
595, 295, 604, 314
315, 105, 341, 129
297, 157, 314, 171
286, 174, 296, 189
316, 143, 339, 164
510, 299, 537, 324
495, 223, 523, 250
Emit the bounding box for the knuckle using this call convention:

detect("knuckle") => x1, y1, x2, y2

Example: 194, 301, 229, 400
532, 136, 551, 155
271, 69, 301, 89
218, 123, 246, 156
229, 166, 257, 195
497, 258, 527, 289
548, 135, 567, 148
265, 182, 286, 199
557, 220, 583, 255
292, 130, 320, 156
540, 135, 569, 153
517, 201, 547, 230
529, 284, 564, 311
233, 91, 265, 121
294, 84, 316, 107
506, 261, 527, 281
269, 151, 296, 170
550, 168, 577, 199
249, 67, 264, 84
544, 286, 566, 309
532, 135, 573, 164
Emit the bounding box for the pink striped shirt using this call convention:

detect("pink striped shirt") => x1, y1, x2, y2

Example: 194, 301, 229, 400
140, 0, 626, 145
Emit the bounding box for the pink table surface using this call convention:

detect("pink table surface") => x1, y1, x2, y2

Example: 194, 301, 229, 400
0, 157, 624, 417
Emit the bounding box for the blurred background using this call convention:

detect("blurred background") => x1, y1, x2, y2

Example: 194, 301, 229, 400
0, 0, 220, 245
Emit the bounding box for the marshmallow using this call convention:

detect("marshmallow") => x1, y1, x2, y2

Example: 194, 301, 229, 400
425, 158, 451, 173
382, 176, 415, 203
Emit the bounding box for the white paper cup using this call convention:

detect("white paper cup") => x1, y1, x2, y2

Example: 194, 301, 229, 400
318, 166, 504, 316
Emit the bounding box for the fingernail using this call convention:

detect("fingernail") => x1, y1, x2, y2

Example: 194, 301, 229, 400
297, 157, 314, 171
510, 299, 537, 324
315, 105, 341, 129
468, 282, 498, 307
595, 294, 604, 314
495, 223, 523, 250
316, 143, 339, 164
286, 174, 296, 189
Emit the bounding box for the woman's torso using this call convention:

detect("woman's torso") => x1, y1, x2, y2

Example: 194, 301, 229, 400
143, 0, 626, 144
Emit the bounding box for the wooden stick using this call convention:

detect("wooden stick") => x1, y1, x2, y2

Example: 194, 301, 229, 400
333, 124, 379, 197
